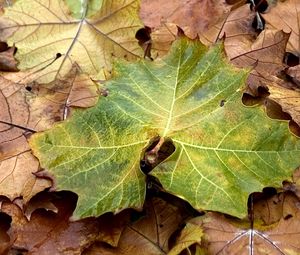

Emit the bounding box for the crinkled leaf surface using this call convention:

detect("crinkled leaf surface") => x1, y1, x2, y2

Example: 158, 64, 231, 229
30, 37, 300, 218
0, 0, 143, 83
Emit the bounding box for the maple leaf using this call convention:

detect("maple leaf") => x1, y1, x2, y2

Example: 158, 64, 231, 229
30, 37, 300, 219
0, 0, 143, 83
192, 192, 300, 254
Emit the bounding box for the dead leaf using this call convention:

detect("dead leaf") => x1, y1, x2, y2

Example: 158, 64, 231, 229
230, 29, 289, 94
150, 23, 178, 58
168, 222, 203, 255
286, 64, 300, 86
140, 0, 231, 39
0, 75, 50, 201
266, 80, 300, 129
83, 197, 191, 255
0, 66, 99, 202
0, 0, 143, 83
200, 4, 257, 49
192, 192, 300, 254
1, 191, 131, 255
263, 0, 300, 56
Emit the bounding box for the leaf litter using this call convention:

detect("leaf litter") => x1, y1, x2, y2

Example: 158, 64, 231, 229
0, 0, 300, 254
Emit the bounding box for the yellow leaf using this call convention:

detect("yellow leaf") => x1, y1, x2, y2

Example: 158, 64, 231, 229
0, 0, 143, 83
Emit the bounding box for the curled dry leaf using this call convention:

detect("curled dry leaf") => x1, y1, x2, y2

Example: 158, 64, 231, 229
140, 0, 231, 39
0, 192, 119, 255
192, 192, 300, 254
0, 0, 143, 83
263, 0, 300, 55
83, 197, 191, 255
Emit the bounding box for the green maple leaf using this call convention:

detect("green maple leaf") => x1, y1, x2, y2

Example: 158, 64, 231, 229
30, 37, 300, 218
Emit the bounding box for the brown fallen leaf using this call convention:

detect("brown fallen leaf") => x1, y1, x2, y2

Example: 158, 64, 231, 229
0, 66, 99, 202
267, 80, 300, 129
200, 4, 257, 50
263, 0, 300, 56
191, 192, 300, 254
140, 0, 231, 39
0, 44, 18, 71
286, 64, 300, 87
1, 191, 131, 255
230, 29, 290, 95
83, 196, 192, 255
0, 75, 50, 202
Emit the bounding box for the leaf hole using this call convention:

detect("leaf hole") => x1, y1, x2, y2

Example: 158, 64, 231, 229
55, 53, 62, 59
25, 86, 32, 92
141, 137, 175, 174
284, 214, 293, 220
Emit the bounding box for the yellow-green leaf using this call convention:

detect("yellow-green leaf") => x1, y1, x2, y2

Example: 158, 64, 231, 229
30, 37, 300, 218
0, 0, 143, 83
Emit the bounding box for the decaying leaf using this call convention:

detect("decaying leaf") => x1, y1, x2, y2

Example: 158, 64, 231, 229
30, 37, 300, 219
200, 4, 257, 49
1, 192, 101, 255
263, 0, 300, 56
83, 197, 191, 255
0, 66, 98, 202
168, 221, 203, 255
230, 29, 290, 94
140, 0, 231, 39
0, 0, 143, 83
0, 75, 51, 202
193, 192, 300, 254
267, 80, 300, 129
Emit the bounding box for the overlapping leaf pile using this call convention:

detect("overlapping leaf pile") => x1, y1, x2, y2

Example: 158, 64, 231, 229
1, 0, 300, 254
